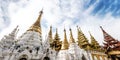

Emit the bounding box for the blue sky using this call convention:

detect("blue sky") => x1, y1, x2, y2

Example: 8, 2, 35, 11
88, 0, 120, 17
0, 0, 120, 45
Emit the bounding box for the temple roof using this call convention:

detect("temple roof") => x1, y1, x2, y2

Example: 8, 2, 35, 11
100, 26, 120, 51
100, 26, 115, 42
27, 9, 43, 34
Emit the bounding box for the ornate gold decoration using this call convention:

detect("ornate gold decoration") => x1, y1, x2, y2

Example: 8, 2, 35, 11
50, 28, 62, 51
89, 31, 101, 51
61, 29, 69, 50
48, 26, 53, 43
77, 26, 89, 49
27, 9, 43, 34
69, 28, 75, 44
108, 51, 120, 55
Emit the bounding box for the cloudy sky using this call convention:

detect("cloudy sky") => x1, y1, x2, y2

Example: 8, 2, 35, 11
0, 0, 120, 45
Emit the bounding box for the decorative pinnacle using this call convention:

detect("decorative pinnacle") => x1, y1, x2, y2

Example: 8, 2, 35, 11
27, 9, 43, 34
69, 28, 75, 43
61, 28, 69, 50
9, 25, 19, 38
89, 31, 95, 40
89, 31, 92, 37
48, 26, 52, 39
64, 28, 67, 41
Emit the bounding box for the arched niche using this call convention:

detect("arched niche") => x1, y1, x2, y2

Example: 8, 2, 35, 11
19, 54, 28, 60
43, 56, 50, 60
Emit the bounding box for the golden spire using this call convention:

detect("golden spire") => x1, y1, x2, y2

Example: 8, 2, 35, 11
55, 28, 58, 37
54, 28, 60, 40
89, 31, 95, 40
77, 26, 89, 49
51, 28, 61, 51
27, 9, 43, 34
48, 26, 52, 39
48, 26, 53, 43
61, 29, 69, 50
69, 28, 75, 44
89, 31, 96, 45
77, 26, 84, 34
89, 31, 100, 50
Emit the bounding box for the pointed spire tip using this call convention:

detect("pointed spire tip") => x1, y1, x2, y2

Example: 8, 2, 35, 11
88, 31, 91, 34
100, 26, 101, 28
61, 27, 69, 50
50, 26, 52, 28
64, 28, 66, 32
69, 28, 71, 31
40, 9, 43, 14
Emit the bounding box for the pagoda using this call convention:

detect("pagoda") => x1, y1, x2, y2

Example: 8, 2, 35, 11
100, 26, 120, 60
0, 9, 109, 60
50, 28, 62, 51
77, 26, 90, 50
89, 32, 101, 51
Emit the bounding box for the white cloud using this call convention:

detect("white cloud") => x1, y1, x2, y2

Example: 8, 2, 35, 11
0, 0, 30, 38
